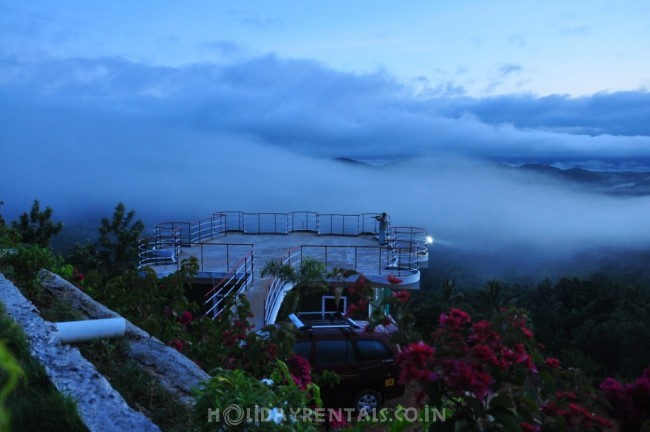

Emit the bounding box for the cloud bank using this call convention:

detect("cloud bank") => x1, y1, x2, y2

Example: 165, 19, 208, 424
1, 54, 650, 266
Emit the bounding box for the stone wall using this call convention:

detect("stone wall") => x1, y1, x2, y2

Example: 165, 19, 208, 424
38, 270, 210, 406
0, 271, 212, 431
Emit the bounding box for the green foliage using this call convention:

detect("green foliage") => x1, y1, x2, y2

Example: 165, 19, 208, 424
312, 369, 340, 389
190, 293, 296, 377
0, 244, 63, 302
96, 202, 145, 278
523, 276, 650, 379
66, 242, 100, 275
192, 362, 320, 431
11, 200, 63, 248
0, 305, 86, 432
412, 273, 650, 382
2, 244, 59, 283
66, 202, 146, 281
89, 260, 198, 345
39, 296, 85, 323
262, 257, 327, 320
79, 339, 191, 431
0, 224, 20, 249
343, 273, 618, 431
0, 341, 23, 432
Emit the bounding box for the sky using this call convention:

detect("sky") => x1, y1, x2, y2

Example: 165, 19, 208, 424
1, 1, 650, 268
2, 1, 650, 96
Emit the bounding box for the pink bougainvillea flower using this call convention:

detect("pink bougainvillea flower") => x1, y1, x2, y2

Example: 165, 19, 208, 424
287, 354, 312, 390
178, 310, 193, 325
439, 308, 471, 330
545, 357, 561, 369
444, 360, 493, 401
169, 338, 184, 351
386, 274, 403, 284
397, 341, 438, 384
392, 290, 410, 303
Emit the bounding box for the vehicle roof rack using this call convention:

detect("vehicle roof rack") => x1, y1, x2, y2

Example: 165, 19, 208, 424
289, 312, 361, 331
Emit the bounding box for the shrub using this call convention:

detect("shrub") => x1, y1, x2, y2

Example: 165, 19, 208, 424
11, 200, 63, 248
192, 361, 321, 431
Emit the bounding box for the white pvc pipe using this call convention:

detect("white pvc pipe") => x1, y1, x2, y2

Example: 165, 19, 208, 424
54, 318, 126, 344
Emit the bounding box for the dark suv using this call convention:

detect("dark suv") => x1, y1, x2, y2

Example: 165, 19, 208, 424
289, 312, 404, 412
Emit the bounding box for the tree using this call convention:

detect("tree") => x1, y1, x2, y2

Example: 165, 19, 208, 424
11, 200, 63, 248
96, 202, 145, 278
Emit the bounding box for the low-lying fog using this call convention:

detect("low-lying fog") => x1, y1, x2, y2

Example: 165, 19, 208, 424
2, 55, 649, 283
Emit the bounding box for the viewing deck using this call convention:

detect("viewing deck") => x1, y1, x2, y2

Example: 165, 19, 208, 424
138, 211, 431, 327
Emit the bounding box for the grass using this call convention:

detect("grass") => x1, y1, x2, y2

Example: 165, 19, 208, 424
0, 304, 87, 432
33, 283, 194, 431
79, 339, 194, 432
3, 275, 194, 431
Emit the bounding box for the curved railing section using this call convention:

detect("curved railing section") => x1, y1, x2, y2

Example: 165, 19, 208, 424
139, 215, 227, 271
391, 226, 432, 264
138, 227, 181, 269
204, 251, 254, 319
264, 247, 302, 325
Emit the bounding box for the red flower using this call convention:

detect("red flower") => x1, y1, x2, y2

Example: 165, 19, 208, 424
169, 338, 184, 351
545, 357, 561, 369
469, 320, 501, 347
387, 274, 403, 284
397, 341, 437, 383
511, 317, 534, 338
439, 308, 471, 330
287, 354, 312, 390
444, 360, 493, 401
520, 422, 540, 432
392, 290, 410, 303
178, 310, 193, 325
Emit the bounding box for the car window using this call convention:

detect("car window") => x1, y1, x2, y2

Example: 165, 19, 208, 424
294, 341, 311, 360
356, 339, 392, 361
314, 340, 355, 365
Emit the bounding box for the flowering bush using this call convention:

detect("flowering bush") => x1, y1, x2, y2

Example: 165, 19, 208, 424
393, 306, 615, 431
344, 273, 616, 431
192, 360, 321, 431
600, 368, 650, 431
286, 354, 312, 390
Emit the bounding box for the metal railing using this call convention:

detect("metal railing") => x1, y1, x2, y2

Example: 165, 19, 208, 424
139, 211, 431, 324
297, 243, 419, 277
391, 226, 430, 260
211, 211, 385, 236
138, 227, 181, 268
204, 251, 254, 319
193, 242, 254, 274
263, 240, 421, 324
140, 212, 431, 272
264, 247, 302, 325
139, 215, 227, 271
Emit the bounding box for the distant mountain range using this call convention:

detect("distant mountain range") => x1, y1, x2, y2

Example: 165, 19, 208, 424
334, 157, 650, 196
512, 164, 650, 196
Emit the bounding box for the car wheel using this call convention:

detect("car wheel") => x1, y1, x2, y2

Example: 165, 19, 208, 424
352, 388, 382, 413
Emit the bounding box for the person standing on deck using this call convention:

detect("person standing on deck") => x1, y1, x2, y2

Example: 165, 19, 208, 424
375, 212, 389, 245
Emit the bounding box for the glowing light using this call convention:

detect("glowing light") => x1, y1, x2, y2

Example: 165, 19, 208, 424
426, 236, 434, 244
